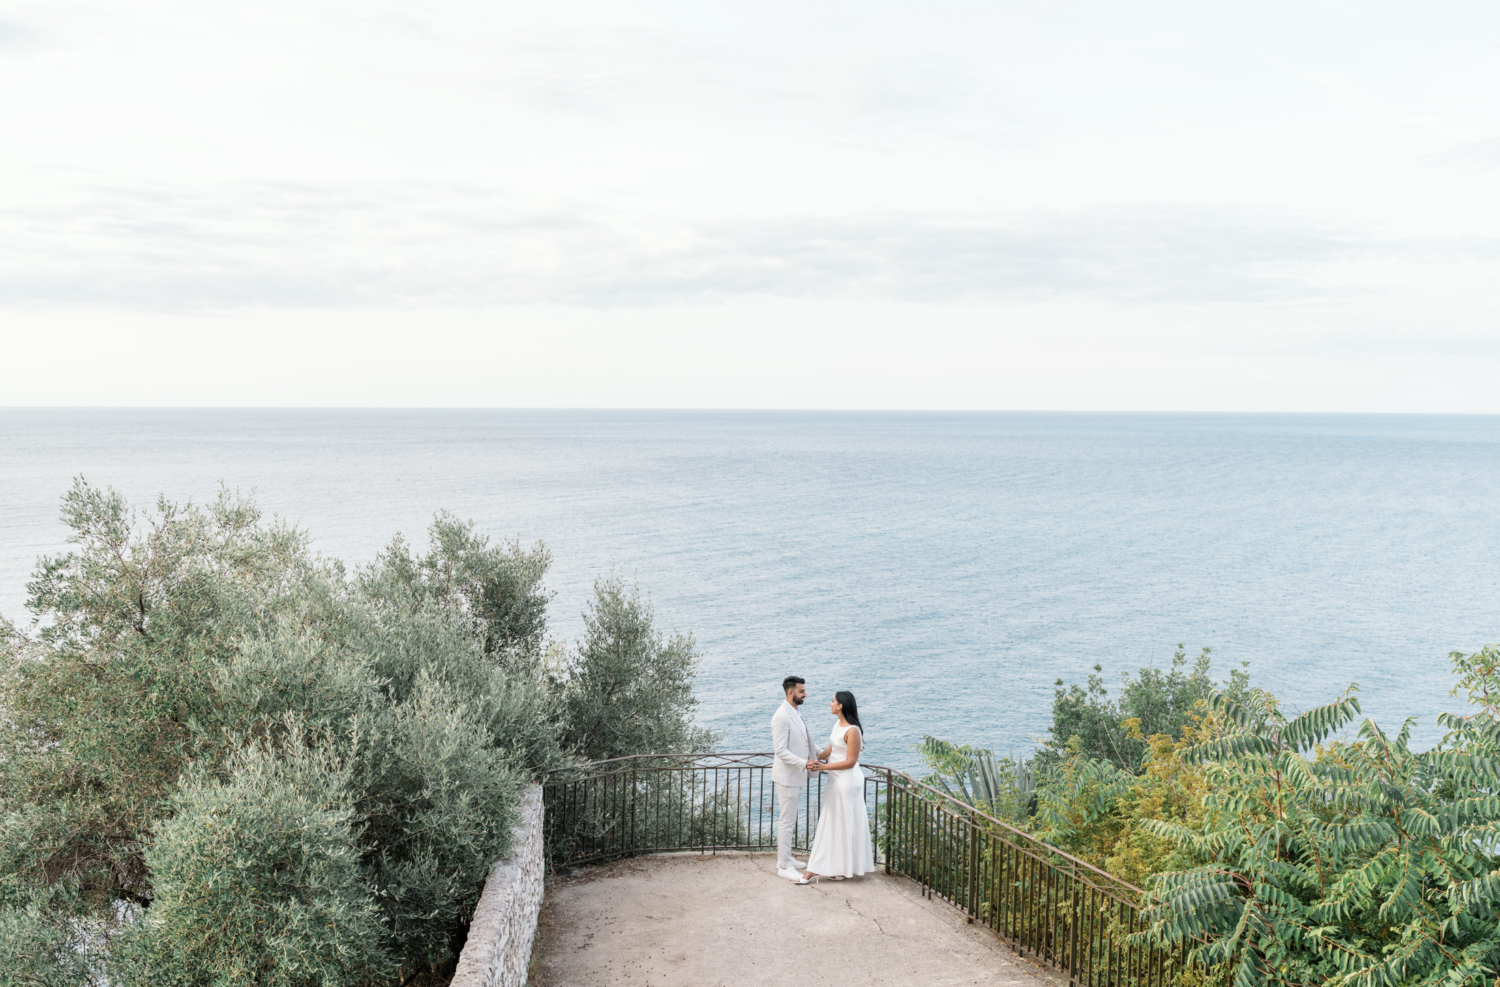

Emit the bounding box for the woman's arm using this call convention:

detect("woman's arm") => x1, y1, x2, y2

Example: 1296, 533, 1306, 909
820, 727, 862, 770
809, 742, 834, 771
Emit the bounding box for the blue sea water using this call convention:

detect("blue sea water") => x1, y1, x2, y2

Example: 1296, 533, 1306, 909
3, 409, 1499, 772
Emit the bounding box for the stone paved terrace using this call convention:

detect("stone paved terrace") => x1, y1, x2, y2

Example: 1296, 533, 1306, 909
530, 852, 1057, 987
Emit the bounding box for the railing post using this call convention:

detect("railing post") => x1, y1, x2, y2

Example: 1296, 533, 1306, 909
876, 768, 888, 870
1068, 870, 1080, 987
967, 809, 979, 923
912, 786, 924, 894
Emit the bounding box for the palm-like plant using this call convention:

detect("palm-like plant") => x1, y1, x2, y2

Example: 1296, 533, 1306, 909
917, 735, 1037, 820
1139, 687, 1500, 987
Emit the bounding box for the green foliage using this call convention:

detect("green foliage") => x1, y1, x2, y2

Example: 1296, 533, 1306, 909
349, 676, 524, 971
1101, 730, 1216, 888
1139, 685, 1500, 987
916, 648, 1245, 878
1033, 752, 1136, 856
916, 736, 1036, 822
1, 481, 703, 984
1448, 642, 1500, 719
560, 573, 714, 762
922, 642, 1500, 987
1, 480, 338, 906
114, 736, 390, 987
357, 512, 553, 672
1037, 645, 1242, 774
0, 879, 103, 987
355, 543, 565, 779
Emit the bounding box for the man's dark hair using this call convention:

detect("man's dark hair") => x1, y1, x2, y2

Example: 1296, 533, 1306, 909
781, 676, 805, 693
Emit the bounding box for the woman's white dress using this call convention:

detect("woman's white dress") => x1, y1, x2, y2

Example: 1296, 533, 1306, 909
805, 722, 875, 877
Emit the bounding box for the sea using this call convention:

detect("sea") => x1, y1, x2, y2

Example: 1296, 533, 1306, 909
3, 409, 1499, 772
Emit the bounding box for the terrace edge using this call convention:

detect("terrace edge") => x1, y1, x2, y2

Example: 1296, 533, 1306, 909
451, 785, 545, 987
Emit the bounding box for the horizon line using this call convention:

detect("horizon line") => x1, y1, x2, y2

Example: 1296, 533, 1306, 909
3, 406, 1500, 416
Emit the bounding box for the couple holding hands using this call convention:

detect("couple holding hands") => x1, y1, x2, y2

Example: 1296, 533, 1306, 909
769, 676, 875, 885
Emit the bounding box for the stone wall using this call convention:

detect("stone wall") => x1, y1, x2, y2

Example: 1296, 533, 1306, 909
451, 785, 545, 987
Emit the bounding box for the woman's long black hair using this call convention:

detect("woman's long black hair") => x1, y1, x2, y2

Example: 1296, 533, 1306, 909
835, 690, 864, 737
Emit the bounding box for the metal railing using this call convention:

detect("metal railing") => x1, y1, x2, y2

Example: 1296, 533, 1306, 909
539, 753, 1185, 987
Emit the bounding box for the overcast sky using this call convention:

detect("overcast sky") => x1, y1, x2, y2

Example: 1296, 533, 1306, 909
2, 1, 1498, 409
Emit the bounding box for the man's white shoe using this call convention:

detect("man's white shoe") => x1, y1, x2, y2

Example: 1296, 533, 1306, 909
777, 867, 802, 881
788, 858, 806, 870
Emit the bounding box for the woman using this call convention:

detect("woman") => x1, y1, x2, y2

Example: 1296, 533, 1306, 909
796, 690, 874, 884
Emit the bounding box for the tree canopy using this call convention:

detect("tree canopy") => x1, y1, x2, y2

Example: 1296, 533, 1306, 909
0, 480, 710, 986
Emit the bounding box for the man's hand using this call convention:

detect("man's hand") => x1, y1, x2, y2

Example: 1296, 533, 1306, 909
806, 759, 821, 772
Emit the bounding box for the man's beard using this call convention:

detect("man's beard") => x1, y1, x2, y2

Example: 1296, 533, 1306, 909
792, 694, 805, 706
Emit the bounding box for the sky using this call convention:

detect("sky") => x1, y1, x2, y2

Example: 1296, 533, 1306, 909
2, 1, 1498, 409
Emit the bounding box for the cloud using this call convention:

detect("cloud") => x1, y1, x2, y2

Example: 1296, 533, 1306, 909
631, 209, 1364, 306
0, 15, 37, 50
0, 177, 1486, 311
1426, 137, 1500, 173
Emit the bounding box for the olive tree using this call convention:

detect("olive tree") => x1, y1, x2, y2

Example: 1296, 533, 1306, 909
560, 573, 714, 762
0, 482, 574, 985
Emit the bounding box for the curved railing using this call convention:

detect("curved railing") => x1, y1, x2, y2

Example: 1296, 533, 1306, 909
539, 753, 1184, 987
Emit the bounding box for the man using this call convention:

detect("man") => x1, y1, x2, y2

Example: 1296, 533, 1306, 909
771, 675, 820, 881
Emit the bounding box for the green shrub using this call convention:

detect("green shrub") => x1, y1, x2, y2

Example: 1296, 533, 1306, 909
213, 616, 382, 736
1, 481, 704, 984
0, 878, 101, 987
1036, 645, 1242, 774
560, 573, 714, 762
1140, 686, 1500, 987
350, 675, 524, 970
915, 736, 1037, 823
926, 644, 1500, 986
1, 481, 341, 907
115, 737, 390, 987
357, 512, 552, 672
351, 590, 563, 774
